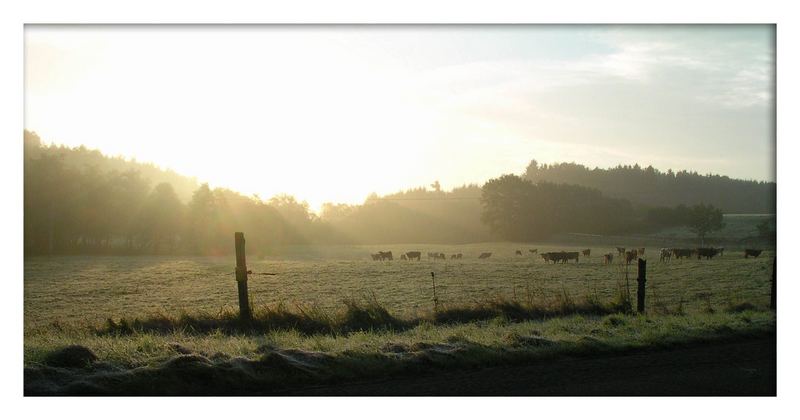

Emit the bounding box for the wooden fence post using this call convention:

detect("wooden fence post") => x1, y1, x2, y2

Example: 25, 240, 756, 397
637, 258, 646, 314
234, 232, 251, 320
431, 271, 438, 311
770, 257, 776, 311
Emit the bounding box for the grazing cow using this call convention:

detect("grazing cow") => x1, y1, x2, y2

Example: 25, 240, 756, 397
400, 254, 407, 260
378, 251, 393, 261
405, 251, 422, 261
449, 253, 463, 259
744, 249, 763, 258
603, 253, 614, 265
672, 248, 695, 259
638, 248, 645, 257
542, 251, 579, 264
529, 249, 538, 254
478, 252, 492, 259
696, 248, 719, 260
516, 250, 523, 256
660, 248, 672, 262
370, 253, 381, 261
616, 247, 626, 256
582, 249, 591, 258
625, 250, 638, 265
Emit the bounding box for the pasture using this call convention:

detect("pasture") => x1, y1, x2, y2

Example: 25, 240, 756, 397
24, 241, 775, 394
25, 243, 774, 331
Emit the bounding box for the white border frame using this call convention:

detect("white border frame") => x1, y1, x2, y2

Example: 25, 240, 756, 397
2, 1, 796, 418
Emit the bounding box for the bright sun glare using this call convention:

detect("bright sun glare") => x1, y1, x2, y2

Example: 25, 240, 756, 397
24, 26, 775, 212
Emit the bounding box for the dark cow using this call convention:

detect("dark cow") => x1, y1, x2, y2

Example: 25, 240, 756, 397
542, 251, 579, 264
745, 249, 763, 258
370, 253, 381, 261
582, 249, 591, 257
616, 247, 626, 256
405, 251, 422, 261
515, 250, 523, 256
603, 253, 614, 265
696, 248, 719, 260
400, 254, 407, 260
659, 248, 672, 262
450, 253, 463, 259
625, 250, 638, 265
378, 251, 393, 261
478, 252, 492, 259
529, 249, 538, 254
672, 248, 695, 259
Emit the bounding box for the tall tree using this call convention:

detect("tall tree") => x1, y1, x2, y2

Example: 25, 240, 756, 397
687, 203, 725, 246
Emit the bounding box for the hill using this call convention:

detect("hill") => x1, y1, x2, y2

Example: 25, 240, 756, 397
523, 160, 775, 214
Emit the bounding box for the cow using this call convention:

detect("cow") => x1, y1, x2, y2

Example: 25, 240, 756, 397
582, 249, 591, 258
541, 253, 554, 263
660, 248, 672, 262
451, 253, 463, 259
672, 248, 695, 259
436, 252, 447, 260
625, 250, 638, 265
745, 249, 763, 258
400, 254, 407, 260
478, 252, 492, 259
529, 249, 538, 254
515, 250, 523, 256
638, 248, 645, 257
405, 251, 421, 261
696, 248, 719, 260
603, 253, 614, 265
370, 253, 381, 261
616, 247, 626, 256
543, 251, 578, 264
378, 251, 393, 261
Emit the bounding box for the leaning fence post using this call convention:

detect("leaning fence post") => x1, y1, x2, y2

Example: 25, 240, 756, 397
770, 257, 776, 311
234, 232, 251, 320
637, 258, 646, 314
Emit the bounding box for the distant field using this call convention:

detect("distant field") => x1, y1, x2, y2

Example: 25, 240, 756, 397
24, 242, 774, 330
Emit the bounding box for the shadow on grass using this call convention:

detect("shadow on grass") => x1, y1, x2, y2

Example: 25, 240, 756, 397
99, 295, 631, 337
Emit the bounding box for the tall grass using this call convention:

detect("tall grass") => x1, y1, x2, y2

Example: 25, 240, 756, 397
100, 293, 631, 337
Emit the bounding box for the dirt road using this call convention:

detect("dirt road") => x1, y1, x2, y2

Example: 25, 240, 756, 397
286, 337, 776, 396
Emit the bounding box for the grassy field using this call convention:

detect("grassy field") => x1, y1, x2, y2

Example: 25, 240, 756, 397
25, 242, 774, 329
24, 240, 775, 394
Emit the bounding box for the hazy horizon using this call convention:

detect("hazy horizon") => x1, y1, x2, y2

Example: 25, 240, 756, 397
25, 25, 776, 211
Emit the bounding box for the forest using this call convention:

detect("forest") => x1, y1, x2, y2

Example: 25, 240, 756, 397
523, 160, 776, 214
23, 131, 775, 255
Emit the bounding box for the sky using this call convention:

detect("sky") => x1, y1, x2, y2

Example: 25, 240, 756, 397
24, 25, 775, 212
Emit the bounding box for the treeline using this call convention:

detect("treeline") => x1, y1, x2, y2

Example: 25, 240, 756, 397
480, 175, 638, 241
24, 131, 338, 255
24, 131, 199, 202
24, 131, 776, 254
320, 183, 490, 244
523, 160, 776, 214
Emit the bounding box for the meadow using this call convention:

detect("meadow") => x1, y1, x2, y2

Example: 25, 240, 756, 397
24, 240, 775, 394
